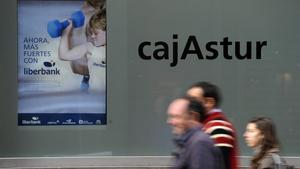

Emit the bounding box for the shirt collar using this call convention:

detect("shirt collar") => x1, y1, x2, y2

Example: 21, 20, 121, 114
207, 108, 222, 115
174, 125, 202, 147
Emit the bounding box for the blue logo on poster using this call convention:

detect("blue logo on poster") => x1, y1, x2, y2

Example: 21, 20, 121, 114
43, 61, 55, 67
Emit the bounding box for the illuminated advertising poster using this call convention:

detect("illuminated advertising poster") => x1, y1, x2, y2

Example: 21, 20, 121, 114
18, 0, 107, 126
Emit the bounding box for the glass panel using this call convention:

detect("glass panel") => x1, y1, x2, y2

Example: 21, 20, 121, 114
0, 0, 299, 157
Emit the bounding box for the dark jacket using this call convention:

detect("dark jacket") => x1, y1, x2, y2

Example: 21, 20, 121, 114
172, 126, 224, 169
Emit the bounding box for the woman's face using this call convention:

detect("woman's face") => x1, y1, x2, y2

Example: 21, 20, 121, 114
243, 123, 264, 148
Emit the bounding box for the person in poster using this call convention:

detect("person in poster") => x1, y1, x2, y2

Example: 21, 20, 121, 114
59, 9, 106, 92
69, 0, 106, 90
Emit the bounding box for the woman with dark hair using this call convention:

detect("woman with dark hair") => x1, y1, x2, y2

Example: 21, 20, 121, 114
243, 117, 282, 169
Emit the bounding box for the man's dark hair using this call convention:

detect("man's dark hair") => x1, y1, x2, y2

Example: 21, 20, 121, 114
189, 81, 222, 107
182, 96, 205, 122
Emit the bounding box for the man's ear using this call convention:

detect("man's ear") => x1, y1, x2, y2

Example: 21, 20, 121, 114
205, 97, 216, 109
190, 111, 200, 121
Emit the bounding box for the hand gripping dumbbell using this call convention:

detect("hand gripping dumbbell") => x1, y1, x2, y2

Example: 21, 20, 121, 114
47, 10, 85, 38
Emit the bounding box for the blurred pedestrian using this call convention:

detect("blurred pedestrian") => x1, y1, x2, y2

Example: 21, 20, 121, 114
244, 117, 284, 169
186, 81, 238, 169
167, 96, 224, 169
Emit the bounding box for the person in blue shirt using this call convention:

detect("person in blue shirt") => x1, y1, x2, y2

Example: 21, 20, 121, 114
167, 96, 224, 169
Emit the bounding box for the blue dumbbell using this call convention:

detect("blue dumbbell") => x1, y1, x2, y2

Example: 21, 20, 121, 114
47, 10, 85, 38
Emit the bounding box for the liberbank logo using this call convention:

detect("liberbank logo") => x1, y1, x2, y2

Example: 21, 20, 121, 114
24, 61, 60, 75
22, 116, 41, 125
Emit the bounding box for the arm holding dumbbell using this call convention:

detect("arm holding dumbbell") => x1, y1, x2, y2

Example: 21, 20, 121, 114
58, 21, 89, 61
